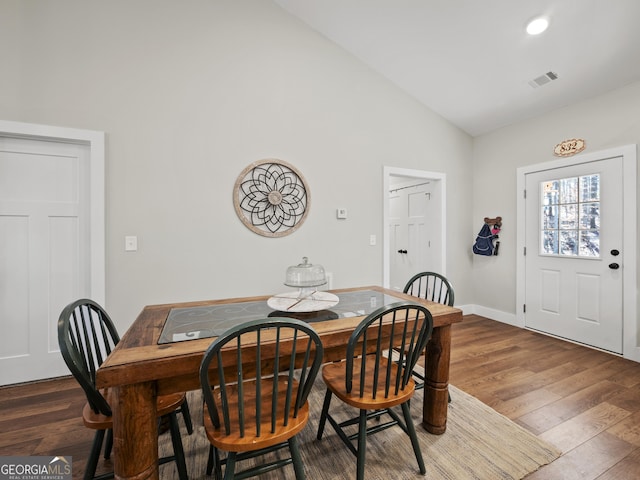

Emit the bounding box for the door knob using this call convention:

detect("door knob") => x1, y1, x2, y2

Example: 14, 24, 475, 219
611, 249, 620, 256
397, 249, 407, 254
609, 263, 620, 270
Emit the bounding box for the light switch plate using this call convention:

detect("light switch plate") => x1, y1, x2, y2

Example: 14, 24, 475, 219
337, 208, 348, 219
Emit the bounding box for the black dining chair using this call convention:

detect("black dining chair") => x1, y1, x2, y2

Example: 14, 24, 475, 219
404, 271, 455, 307
57, 299, 191, 480
403, 271, 455, 391
316, 301, 434, 480
199, 317, 324, 480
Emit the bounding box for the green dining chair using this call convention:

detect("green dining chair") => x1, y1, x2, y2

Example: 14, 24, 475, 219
403, 271, 455, 392
316, 301, 434, 480
58, 299, 191, 480
199, 317, 324, 480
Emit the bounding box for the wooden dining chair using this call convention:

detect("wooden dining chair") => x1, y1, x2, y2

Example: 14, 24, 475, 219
403, 271, 455, 391
316, 302, 434, 480
199, 318, 323, 480
57, 299, 191, 480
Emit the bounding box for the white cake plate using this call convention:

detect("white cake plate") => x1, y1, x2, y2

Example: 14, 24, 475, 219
267, 291, 339, 313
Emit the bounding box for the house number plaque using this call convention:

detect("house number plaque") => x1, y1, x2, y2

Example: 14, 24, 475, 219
554, 138, 586, 157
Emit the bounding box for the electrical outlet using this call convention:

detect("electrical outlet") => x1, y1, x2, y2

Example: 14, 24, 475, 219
369, 234, 377, 246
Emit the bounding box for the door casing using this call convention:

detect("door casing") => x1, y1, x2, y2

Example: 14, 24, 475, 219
383, 166, 447, 290
516, 145, 638, 361
0, 119, 105, 384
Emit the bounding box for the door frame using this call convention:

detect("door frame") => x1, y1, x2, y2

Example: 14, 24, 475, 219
0, 119, 106, 306
383, 166, 447, 289
516, 144, 638, 361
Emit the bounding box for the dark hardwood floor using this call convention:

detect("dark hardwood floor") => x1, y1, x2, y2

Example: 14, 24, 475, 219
1, 314, 639, 479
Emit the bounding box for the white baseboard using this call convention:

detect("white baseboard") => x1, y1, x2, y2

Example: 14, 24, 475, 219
456, 304, 521, 327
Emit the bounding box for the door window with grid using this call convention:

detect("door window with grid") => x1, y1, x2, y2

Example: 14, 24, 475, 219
540, 174, 600, 257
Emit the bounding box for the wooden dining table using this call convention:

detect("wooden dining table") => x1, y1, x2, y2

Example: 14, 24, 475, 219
96, 286, 462, 480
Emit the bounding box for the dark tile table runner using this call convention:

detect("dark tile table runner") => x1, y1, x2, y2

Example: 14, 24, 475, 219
158, 289, 403, 344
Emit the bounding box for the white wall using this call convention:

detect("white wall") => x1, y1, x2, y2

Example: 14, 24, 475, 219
0, 0, 473, 332
472, 80, 640, 339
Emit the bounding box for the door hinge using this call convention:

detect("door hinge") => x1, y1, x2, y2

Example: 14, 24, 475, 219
524, 246, 526, 256
523, 304, 526, 313
524, 189, 527, 199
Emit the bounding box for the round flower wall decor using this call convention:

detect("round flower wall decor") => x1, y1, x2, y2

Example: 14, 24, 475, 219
233, 159, 310, 237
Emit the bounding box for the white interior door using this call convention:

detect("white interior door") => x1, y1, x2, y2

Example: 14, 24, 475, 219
388, 181, 439, 291
524, 156, 623, 353
0, 136, 91, 385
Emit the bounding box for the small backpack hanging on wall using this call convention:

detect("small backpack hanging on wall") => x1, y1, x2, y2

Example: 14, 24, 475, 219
473, 223, 495, 256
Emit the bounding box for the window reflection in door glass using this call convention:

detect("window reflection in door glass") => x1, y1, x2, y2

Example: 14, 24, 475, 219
580, 230, 600, 257
542, 181, 559, 206
542, 205, 558, 229
560, 177, 578, 203
539, 173, 600, 258
580, 174, 600, 202
542, 230, 559, 254
559, 231, 578, 255
560, 204, 577, 229
579, 203, 600, 229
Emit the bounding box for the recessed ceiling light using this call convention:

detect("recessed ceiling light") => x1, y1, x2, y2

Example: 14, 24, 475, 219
526, 17, 549, 35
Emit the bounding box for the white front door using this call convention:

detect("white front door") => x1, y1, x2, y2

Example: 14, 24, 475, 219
388, 181, 440, 291
524, 156, 623, 353
0, 136, 91, 385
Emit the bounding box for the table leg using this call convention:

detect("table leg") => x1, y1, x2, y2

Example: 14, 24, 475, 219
112, 382, 159, 480
422, 324, 451, 434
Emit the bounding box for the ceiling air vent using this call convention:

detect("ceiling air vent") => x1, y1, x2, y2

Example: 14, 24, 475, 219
528, 71, 559, 88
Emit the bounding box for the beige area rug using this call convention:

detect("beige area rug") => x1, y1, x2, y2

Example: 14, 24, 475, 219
159, 379, 560, 480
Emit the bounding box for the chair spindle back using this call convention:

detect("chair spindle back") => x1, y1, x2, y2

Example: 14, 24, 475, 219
199, 318, 323, 439
403, 272, 455, 306
58, 299, 120, 416
346, 302, 433, 398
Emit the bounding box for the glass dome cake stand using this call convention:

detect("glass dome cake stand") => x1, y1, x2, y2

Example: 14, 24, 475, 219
267, 257, 339, 312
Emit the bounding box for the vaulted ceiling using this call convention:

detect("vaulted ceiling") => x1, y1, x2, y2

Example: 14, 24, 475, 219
274, 0, 640, 136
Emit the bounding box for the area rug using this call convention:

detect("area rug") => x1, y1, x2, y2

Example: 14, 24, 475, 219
159, 378, 560, 480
